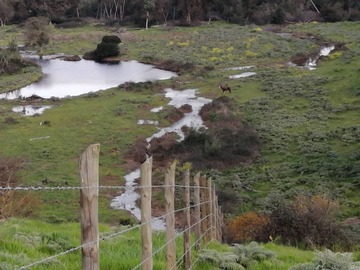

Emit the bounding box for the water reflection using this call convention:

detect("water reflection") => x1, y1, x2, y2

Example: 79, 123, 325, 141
229, 72, 257, 79
0, 58, 177, 100
12, 105, 53, 116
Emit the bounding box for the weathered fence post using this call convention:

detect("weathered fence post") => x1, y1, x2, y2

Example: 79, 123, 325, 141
215, 195, 223, 242
183, 170, 191, 269
193, 173, 201, 250
165, 161, 176, 270
212, 185, 217, 241
79, 144, 100, 270
141, 157, 153, 270
206, 178, 213, 242
200, 175, 207, 244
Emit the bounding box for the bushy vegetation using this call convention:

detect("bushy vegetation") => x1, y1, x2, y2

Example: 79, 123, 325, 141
0, 158, 41, 219
145, 96, 260, 170
198, 242, 275, 269
84, 35, 121, 61
224, 195, 357, 249
289, 249, 360, 270
0, 43, 35, 75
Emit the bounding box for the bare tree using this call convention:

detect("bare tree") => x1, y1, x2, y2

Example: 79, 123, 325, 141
155, 0, 171, 23
0, 0, 14, 26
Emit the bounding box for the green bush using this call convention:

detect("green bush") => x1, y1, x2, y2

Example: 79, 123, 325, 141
198, 242, 275, 269
289, 249, 360, 270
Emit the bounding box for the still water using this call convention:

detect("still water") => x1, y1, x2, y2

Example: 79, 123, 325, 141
0, 57, 177, 100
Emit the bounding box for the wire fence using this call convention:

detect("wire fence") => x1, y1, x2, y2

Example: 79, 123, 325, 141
1, 144, 223, 270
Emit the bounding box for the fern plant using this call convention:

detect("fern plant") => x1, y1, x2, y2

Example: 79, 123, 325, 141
232, 241, 275, 268
289, 249, 360, 270
198, 242, 275, 269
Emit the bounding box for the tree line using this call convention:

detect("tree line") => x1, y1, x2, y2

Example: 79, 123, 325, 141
0, 0, 359, 27
0, 0, 360, 25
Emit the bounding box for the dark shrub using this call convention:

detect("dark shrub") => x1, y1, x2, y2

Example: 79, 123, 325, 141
102, 35, 121, 44
86, 35, 121, 61
93, 42, 119, 61
262, 194, 351, 248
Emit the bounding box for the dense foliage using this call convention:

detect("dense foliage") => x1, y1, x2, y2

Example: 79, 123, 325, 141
0, 0, 359, 26
84, 35, 121, 61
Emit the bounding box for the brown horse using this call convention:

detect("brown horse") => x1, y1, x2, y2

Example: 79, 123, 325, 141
219, 84, 231, 93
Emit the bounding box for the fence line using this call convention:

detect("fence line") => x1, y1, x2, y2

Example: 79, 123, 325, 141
15, 202, 214, 269
133, 214, 213, 270
1, 144, 224, 270
0, 184, 212, 191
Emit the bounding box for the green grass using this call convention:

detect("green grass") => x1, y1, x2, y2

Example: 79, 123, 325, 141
0, 218, 319, 270
0, 87, 169, 223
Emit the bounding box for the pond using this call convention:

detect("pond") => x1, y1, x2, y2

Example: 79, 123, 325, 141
0, 56, 177, 100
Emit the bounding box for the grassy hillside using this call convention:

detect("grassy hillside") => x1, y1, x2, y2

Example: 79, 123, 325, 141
0, 21, 359, 249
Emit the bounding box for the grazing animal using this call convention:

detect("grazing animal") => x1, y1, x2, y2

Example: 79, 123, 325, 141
219, 84, 231, 93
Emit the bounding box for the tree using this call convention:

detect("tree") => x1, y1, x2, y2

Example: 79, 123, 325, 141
144, 0, 155, 29
180, 0, 204, 24
0, 0, 14, 26
24, 17, 51, 58
154, 0, 171, 23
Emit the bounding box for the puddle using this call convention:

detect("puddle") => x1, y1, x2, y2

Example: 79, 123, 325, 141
0, 56, 177, 100
12, 105, 52, 116
150, 106, 163, 113
111, 88, 212, 230
229, 72, 257, 79
29, 136, 50, 141
137, 119, 159, 125
224, 65, 254, 71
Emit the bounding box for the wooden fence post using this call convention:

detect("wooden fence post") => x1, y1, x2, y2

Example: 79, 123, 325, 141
206, 178, 213, 242
200, 175, 207, 244
79, 144, 100, 270
165, 161, 176, 270
212, 186, 217, 241
216, 195, 223, 242
183, 170, 191, 269
193, 173, 201, 250
141, 157, 153, 270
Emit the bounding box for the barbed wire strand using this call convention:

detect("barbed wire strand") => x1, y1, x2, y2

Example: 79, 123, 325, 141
96, 199, 212, 241
0, 184, 211, 191
0, 185, 125, 191
132, 213, 212, 270
17, 240, 90, 270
